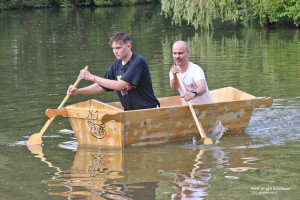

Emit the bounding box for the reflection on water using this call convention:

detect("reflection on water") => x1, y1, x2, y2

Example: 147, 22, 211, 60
27, 145, 62, 173
170, 149, 211, 200
48, 148, 126, 199
25, 136, 278, 200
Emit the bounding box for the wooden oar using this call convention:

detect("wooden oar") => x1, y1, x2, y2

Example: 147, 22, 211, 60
176, 73, 213, 145
26, 66, 88, 145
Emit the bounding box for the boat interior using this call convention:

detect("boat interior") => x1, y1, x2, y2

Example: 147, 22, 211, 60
106, 86, 256, 110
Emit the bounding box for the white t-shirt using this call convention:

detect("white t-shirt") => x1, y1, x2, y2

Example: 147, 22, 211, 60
169, 62, 212, 105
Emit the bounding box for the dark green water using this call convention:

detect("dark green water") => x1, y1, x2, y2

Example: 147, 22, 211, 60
0, 4, 299, 200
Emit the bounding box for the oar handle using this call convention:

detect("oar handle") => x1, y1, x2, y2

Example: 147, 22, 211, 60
187, 101, 207, 139
176, 73, 207, 139
57, 66, 88, 109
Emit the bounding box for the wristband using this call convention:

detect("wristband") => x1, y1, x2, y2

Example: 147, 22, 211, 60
191, 90, 197, 97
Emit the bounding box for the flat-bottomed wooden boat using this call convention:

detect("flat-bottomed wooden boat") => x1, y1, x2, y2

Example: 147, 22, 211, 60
46, 87, 273, 147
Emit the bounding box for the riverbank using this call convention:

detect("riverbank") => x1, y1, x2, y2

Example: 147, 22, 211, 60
0, 0, 160, 10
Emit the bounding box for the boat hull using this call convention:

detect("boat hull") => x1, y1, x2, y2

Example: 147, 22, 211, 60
59, 87, 273, 147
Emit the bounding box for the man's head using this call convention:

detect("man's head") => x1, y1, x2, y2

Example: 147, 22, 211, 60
110, 32, 132, 46
172, 41, 191, 67
110, 32, 132, 60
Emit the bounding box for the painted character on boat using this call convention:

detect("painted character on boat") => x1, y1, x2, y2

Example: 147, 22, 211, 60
87, 121, 106, 139
169, 40, 212, 105
67, 32, 160, 111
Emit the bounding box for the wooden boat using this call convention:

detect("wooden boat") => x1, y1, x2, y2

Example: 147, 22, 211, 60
46, 86, 273, 147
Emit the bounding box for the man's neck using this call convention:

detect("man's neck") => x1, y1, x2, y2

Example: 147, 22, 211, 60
122, 52, 133, 65
179, 61, 189, 73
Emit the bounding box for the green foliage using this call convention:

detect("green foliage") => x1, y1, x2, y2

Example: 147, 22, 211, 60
161, 0, 240, 30
93, 0, 159, 6
93, 0, 114, 6
73, 0, 92, 6
0, 0, 158, 9
0, 0, 24, 9
0, 0, 10, 9
161, 0, 300, 30
58, 0, 74, 7
264, 0, 300, 25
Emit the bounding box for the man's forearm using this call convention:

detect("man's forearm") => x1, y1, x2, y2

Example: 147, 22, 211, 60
170, 77, 180, 91
78, 83, 104, 94
94, 76, 128, 91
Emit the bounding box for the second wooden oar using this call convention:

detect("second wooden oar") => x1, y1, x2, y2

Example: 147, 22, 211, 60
26, 66, 88, 145
176, 73, 213, 145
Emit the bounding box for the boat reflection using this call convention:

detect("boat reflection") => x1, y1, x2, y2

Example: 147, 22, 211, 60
48, 148, 128, 199
43, 147, 224, 200
27, 134, 272, 199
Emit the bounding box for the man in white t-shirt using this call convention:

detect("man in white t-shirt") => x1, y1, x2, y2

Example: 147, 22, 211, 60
169, 40, 212, 105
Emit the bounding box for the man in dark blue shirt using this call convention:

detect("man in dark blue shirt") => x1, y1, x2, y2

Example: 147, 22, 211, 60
67, 32, 160, 111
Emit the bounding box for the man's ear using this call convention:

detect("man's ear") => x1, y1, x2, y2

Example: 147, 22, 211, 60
187, 49, 191, 56
127, 43, 132, 50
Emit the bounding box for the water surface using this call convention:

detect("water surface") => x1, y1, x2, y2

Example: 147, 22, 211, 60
0, 4, 299, 200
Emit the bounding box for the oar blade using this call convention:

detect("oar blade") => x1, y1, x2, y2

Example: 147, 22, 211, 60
203, 137, 214, 145
26, 117, 55, 145
26, 133, 42, 145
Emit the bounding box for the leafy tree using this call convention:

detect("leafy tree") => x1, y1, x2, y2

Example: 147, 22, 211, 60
161, 0, 300, 30
0, 0, 159, 9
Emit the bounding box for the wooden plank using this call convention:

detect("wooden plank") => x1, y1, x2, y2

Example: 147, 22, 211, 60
168, 103, 213, 140
158, 96, 182, 108
208, 99, 257, 132
106, 101, 124, 110
210, 87, 255, 102
69, 99, 122, 111
65, 107, 119, 120
70, 117, 123, 147
68, 100, 124, 147
123, 108, 174, 147
107, 96, 183, 109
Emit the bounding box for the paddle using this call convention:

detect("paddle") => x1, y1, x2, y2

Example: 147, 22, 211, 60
175, 73, 213, 145
26, 66, 88, 145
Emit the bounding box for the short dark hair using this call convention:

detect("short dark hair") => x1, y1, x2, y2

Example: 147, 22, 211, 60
110, 32, 132, 45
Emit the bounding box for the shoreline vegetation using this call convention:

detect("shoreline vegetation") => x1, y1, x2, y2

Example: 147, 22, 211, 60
0, 0, 160, 9
1, 0, 299, 30
161, 0, 300, 30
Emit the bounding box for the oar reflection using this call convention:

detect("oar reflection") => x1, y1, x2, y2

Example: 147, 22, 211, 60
27, 134, 271, 200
